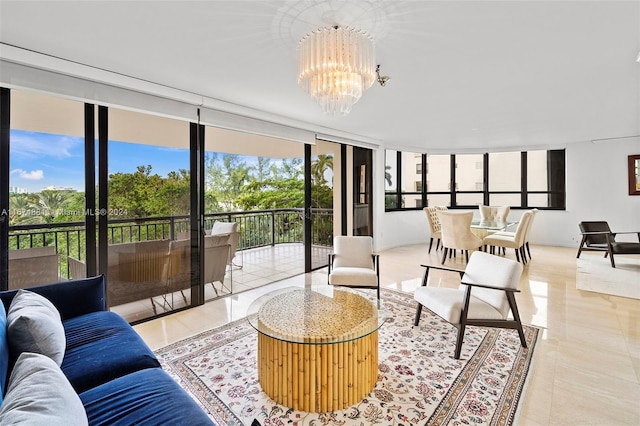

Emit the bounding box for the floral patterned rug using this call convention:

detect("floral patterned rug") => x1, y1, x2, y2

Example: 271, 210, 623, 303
155, 288, 539, 426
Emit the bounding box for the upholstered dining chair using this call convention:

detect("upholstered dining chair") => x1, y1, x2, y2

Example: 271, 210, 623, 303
414, 251, 526, 359
576, 221, 640, 268
490, 208, 538, 261
436, 211, 483, 264
479, 205, 510, 222
328, 236, 380, 299
424, 206, 448, 253
483, 210, 533, 263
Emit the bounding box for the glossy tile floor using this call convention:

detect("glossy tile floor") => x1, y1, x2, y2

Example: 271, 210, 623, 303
134, 244, 640, 425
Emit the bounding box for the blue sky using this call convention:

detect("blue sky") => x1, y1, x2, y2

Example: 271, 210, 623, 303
9, 130, 301, 193
10, 130, 190, 192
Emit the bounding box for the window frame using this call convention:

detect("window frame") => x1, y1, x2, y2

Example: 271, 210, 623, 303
384, 149, 566, 211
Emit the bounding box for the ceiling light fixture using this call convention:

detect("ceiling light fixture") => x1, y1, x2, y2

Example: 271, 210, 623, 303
375, 65, 390, 86
298, 26, 376, 116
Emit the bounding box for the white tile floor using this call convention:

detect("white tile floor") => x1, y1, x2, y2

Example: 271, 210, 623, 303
134, 243, 640, 425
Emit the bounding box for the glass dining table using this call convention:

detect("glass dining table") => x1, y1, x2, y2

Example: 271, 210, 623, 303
470, 219, 518, 238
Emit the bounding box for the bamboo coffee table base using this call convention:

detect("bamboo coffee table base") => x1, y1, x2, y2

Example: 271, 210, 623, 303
257, 331, 379, 413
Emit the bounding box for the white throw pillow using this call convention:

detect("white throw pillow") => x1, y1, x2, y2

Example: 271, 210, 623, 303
0, 352, 88, 425
7, 289, 65, 366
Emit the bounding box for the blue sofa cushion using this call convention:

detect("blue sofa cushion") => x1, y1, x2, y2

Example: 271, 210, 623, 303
0, 352, 88, 425
79, 368, 214, 425
7, 289, 66, 366
61, 311, 160, 393
0, 302, 8, 402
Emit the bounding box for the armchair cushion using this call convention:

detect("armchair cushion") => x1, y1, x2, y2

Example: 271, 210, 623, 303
7, 290, 65, 366
414, 287, 503, 323
461, 252, 523, 317
611, 241, 640, 254
332, 236, 374, 269
328, 267, 378, 286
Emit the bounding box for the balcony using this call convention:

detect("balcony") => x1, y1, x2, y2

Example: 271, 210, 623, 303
8, 208, 333, 322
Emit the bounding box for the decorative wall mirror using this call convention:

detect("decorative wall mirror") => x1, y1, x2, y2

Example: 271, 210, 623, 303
629, 155, 640, 195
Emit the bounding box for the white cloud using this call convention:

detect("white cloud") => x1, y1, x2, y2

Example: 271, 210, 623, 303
11, 169, 44, 180
10, 132, 81, 160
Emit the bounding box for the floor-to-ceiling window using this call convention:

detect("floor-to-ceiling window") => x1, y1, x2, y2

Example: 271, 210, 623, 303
7, 90, 86, 290
203, 126, 306, 298
106, 107, 192, 322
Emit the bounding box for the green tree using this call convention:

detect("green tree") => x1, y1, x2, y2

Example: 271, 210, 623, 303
311, 154, 333, 186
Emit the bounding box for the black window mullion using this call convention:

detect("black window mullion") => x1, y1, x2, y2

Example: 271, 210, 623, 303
396, 151, 402, 208
483, 153, 489, 206
521, 151, 528, 208
450, 154, 456, 207
0, 88, 10, 291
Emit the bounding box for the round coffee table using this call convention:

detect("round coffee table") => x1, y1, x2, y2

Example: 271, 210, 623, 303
247, 287, 386, 412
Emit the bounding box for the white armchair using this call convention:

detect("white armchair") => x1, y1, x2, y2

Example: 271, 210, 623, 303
414, 251, 526, 359
327, 236, 380, 299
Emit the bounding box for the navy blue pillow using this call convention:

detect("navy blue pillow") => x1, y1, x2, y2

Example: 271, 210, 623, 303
0, 302, 8, 402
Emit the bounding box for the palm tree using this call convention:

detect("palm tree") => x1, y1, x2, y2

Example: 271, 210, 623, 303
36, 190, 68, 223
311, 155, 334, 186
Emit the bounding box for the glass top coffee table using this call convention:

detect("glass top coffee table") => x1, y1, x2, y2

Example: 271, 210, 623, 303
247, 286, 387, 412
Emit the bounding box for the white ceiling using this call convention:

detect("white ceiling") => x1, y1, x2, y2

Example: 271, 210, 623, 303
1, 0, 639, 153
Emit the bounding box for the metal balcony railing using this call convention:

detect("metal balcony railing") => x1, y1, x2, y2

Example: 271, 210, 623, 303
8, 208, 334, 279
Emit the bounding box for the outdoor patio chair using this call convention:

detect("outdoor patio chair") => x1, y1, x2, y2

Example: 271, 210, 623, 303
414, 251, 526, 359
204, 234, 232, 296
210, 221, 241, 269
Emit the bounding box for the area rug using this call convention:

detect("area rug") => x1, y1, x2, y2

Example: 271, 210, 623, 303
577, 254, 640, 300
155, 288, 539, 426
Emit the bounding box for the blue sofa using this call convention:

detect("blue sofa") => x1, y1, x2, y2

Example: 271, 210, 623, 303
0, 275, 213, 425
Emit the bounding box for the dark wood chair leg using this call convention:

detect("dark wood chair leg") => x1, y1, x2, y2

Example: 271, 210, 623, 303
464, 250, 469, 263
515, 248, 520, 262
428, 238, 434, 253
441, 247, 448, 264
454, 324, 465, 359
576, 235, 587, 258
507, 292, 527, 348
414, 305, 423, 326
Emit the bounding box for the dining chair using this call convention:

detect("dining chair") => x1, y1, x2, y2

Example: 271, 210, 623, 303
414, 251, 527, 359
483, 210, 533, 263
424, 206, 448, 253
479, 205, 510, 222
327, 236, 380, 299
491, 208, 538, 261
436, 211, 483, 264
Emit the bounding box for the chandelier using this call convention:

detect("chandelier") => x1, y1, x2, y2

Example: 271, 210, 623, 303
297, 26, 376, 116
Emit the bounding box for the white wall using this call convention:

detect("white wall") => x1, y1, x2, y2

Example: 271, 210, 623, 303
376, 139, 640, 250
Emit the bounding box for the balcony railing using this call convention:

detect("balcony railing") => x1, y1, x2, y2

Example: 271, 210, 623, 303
8, 208, 334, 280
